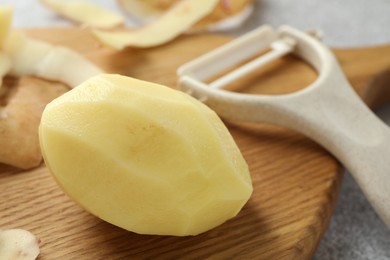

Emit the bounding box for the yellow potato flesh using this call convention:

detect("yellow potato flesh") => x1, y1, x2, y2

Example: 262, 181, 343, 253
39, 74, 252, 236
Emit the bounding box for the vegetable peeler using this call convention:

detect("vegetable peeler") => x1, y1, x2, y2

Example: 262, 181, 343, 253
177, 25, 390, 229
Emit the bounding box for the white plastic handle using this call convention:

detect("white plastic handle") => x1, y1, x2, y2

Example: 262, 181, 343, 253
178, 25, 390, 228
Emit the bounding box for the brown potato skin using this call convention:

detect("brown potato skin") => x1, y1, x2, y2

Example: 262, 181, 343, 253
0, 77, 67, 169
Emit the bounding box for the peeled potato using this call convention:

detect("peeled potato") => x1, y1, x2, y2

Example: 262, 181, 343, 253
39, 74, 252, 236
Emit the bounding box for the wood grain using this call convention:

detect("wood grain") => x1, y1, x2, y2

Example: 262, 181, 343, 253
0, 28, 389, 259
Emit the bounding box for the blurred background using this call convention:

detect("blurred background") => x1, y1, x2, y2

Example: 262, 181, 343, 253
3, 0, 390, 259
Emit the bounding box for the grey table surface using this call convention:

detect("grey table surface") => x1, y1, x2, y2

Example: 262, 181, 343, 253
2, 0, 390, 259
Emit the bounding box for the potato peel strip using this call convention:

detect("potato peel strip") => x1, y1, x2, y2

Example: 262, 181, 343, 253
117, 0, 254, 33
0, 5, 103, 88
41, 0, 125, 29
3, 32, 102, 88
0, 229, 40, 260
93, 0, 219, 49
117, 0, 169, 21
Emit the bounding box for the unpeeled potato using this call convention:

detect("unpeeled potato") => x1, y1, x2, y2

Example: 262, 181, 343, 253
39, 74, 252, 236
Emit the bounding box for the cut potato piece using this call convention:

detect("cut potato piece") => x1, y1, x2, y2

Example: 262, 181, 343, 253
41, 0, 124, 29
94, 0, 219, 49
3, 32, 102, 88
40, 74, 253, 236
118, 0, 254, 32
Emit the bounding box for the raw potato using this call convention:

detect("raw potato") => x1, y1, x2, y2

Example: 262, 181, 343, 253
0, 77, 68, 169
41, 0, 125, 29
93, 0, 219, 49
0, 229, 40, 260
39, 74, 253, 236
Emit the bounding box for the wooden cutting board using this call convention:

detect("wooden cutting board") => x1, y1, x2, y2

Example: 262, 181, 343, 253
1, 28, 389, 259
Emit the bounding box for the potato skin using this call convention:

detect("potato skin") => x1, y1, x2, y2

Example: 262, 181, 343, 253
39, 74, 252, 236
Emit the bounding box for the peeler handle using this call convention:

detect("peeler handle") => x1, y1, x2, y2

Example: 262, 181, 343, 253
264, 67, 390, 229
